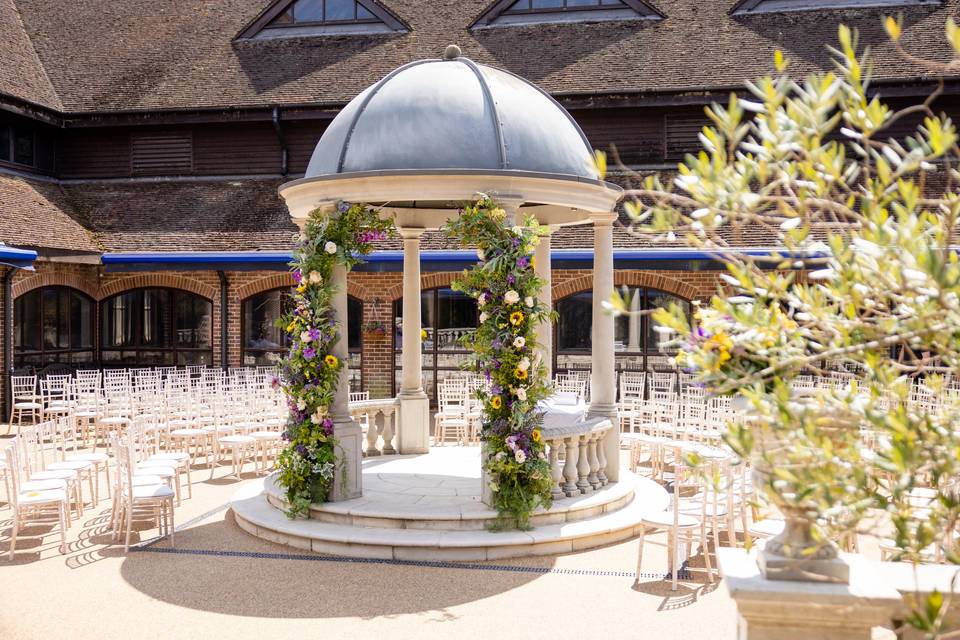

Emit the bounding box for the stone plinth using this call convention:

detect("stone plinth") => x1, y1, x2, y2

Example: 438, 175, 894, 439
717, 547, 901, 640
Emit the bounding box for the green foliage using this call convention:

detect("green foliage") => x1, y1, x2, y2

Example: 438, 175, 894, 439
275, 202, 394, 517
444, 195, 555, 530
619, 22, 960, 633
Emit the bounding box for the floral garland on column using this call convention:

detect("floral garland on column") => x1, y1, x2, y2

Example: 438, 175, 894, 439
276, 201, 393, 518
445, 195, 555, 530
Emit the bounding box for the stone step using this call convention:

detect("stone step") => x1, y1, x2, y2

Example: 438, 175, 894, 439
231, 472, 670, 561
262, 472, 638, 530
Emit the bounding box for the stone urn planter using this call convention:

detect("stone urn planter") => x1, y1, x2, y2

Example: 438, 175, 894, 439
748, 396, 859, 584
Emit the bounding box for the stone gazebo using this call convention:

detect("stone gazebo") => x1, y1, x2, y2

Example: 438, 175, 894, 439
232, 48, 670, 559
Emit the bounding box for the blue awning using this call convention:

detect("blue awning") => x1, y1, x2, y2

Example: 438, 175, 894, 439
0, 245, 38, 270
100, 247, 819, 272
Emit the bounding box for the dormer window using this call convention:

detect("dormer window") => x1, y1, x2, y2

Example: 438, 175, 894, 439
237, 0, 408, 39
731, 0, 940, 15
471, 0, 663, 28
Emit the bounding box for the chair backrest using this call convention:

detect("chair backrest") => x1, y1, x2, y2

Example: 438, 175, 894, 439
11, 375, 37, 399
649, 371, 675, 395
619, 372, 646, 403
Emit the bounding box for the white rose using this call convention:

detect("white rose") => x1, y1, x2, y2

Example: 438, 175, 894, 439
511, 225, 523, 234
324, 241, 337, 254
524, 296, 534, 308
296, 398, 306, 411
479, 312, 489, 323
515, 449, 527, 464
312, 407, 324, 424
513, 336, 525, 349
504, 290, 520, 305
308, 271, 323, 284
517, 356, 530, 372
300, 331, 313, 343
516, 387, 527, 401
495, 451, 506, 462
478, 293, 487, 308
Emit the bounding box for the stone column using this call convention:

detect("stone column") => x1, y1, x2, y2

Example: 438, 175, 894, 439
587, 212, 619, 482
628, 289, 641, 351
397, 227, 430, 454
534, 228, 553, 382
329, 261, 363, 501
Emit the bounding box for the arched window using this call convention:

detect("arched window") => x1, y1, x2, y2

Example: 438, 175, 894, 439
555, 287, 690, 373
14, 286, 94, 367
392, 287, 478, 402
100, 288, 212, 365
242, 288, 362, 388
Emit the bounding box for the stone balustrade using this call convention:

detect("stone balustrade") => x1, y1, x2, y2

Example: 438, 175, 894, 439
350, 398, 399, 457
541, 416, 613, 501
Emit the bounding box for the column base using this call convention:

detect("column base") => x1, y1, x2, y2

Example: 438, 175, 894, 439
330, 417, 363, 502
397, 391, 430, 454
588, 402, 620, 483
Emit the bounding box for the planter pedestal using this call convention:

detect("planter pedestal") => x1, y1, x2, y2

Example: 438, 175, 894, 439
718, 547, 900, 640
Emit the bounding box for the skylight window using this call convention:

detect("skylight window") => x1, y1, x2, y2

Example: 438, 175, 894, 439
471, 0, 663, 27
238, 0, 408, 39
731, 0, 941, 15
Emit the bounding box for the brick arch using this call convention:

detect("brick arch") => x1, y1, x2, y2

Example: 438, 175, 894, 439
99, 274, 217, 301
13, 272, 98, 300
236, 273, 372, 302
235, 273, 295, 302
553, 271, 697, 301
384, 271, 461, 301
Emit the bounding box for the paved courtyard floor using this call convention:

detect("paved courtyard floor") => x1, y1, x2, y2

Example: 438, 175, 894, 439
0, 433, 736, 640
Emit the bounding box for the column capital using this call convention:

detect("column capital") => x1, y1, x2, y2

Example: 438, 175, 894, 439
589, 211, 618, 226
397, 227, 426, 240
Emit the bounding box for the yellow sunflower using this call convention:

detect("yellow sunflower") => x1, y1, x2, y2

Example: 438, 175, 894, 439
324, 354, 339, 368
509, 311, 525, 326
490, 395, 502, 410
514, 368, 529, 381
420, 329, 428, 341
532, 429, 542, 443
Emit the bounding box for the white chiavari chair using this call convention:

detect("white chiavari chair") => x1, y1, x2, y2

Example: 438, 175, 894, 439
8, 375, 41, 431
5, 443, 69, 558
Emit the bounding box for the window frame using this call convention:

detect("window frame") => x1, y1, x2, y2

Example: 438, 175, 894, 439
99, 287, 214, 366
471, 0, 663, 27
241, 287, 363, 387
14, 286, 95, 368
730, 0, 941, 15
392, 286, 479, 403
236, 0, 409, 40
554, 287, 691, 374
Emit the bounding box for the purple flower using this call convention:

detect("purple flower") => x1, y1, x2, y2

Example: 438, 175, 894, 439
516, 256, 529, 269
303, 347, 316, 360
507, 274, 516, 285
308, 328, 321, 342
512, 237, 521, 247
292, 270, 303, 283
491, 384, 503, 395
322, 418, 334, 435
296, 444, 309, 457
337, 200, 351, 213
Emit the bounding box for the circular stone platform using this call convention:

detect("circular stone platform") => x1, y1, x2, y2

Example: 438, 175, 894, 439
232, 448, 669, 561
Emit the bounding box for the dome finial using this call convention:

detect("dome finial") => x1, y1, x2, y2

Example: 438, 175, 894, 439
442, 44, 461, 60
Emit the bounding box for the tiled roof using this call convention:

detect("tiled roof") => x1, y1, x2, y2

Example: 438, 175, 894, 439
9, 0, 959, 113
61, 178, 299, 252
0, 173, 98, 252
0, 0, 60, 109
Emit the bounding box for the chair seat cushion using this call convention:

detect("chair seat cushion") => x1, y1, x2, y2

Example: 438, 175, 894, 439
250, 431, 282, 440
14, 401, 42, 409
170, 428, 206, 437
21, 478, 68, 492
30, 469, 77, 481
220, 435, 255, 445
135, 464, 175, 477
47, 460, 93, 472
640, 510, 700, 528
749, 519, 786, 538
67, 452, 109, 464
130, 484, 175, 499
149, 452, 189, 462
18, 488, 67, 505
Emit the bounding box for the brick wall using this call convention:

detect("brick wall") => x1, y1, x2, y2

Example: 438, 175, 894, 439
5, 262, 725, 403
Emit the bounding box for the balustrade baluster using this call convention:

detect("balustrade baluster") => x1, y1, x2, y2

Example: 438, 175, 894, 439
382, 409, 396, 455
549, 440, 564, 501
562, 437, 579, 497
365, 410, 380, 456
587, 433, 600, 489
576, 434, 591, 494
596, 431, 608, 485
